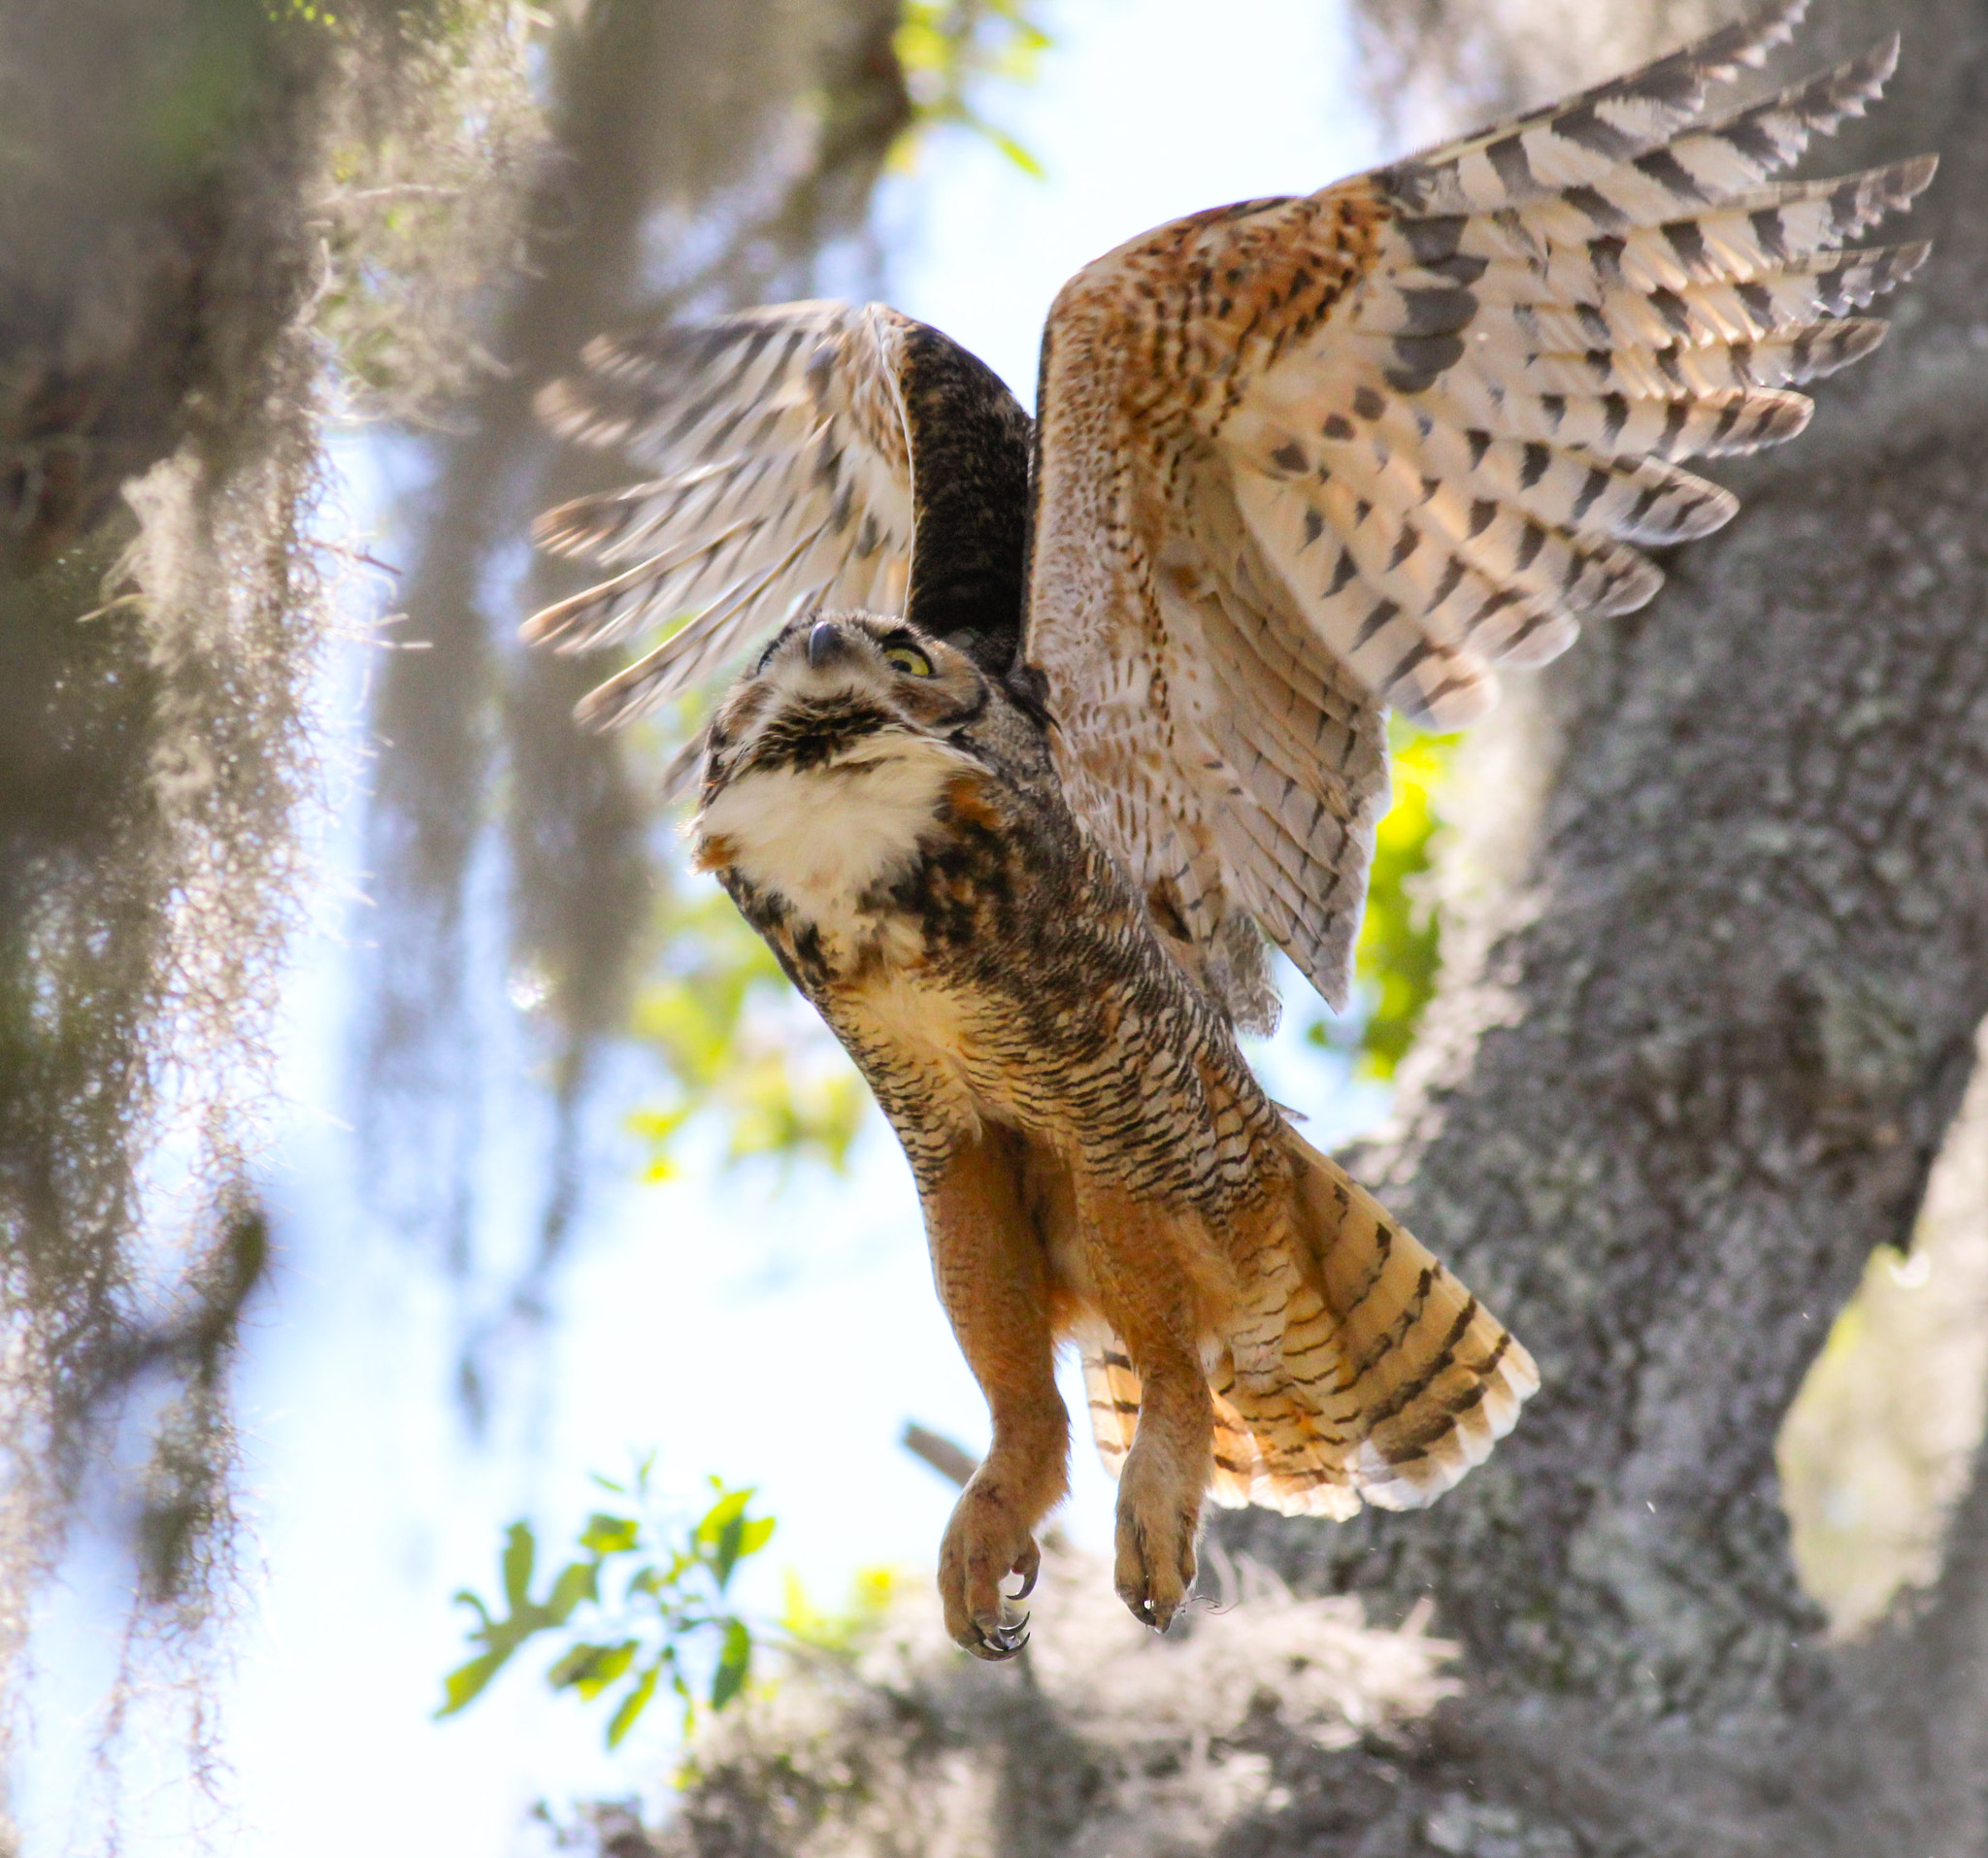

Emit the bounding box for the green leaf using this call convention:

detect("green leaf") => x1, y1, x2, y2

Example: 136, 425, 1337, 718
546, 1558, 600, 1624
710, 1618, 751, 1711
440, 1467, 784, 1744
436, 1647, 510, 1717
694, 1486, 752, 1549
578, 1641, 639, 1700
580, 1511, 641, 1555
1307, 723, 1458, 1078
971, 114, 1045, 178
712, 1511, 748, 1591
626, 875, 868, 1180
449, 1587, 493, 1633
546, 1641, 606, 1688
500, 1521, 535, 1610
886, 0, 1051, 179
606, 1659, 662, 1748
659, 1546, 693, 1589
547, 1639, 638, 1698
781, 1569, 826, 1643
709, 1495, 775, 1590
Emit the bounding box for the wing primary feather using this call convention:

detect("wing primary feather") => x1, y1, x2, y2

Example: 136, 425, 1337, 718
521, 514, 770, 652
527, 299, 1033, 736
573, 541, 825, 730
1377, 0, 1809, 216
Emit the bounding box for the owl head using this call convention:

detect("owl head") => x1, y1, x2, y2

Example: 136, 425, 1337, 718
698, 611, 1053, 801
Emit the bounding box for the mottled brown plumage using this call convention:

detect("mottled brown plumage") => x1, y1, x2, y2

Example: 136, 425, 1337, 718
527, 4, 1934, 1654
692, 614, 1533, 1651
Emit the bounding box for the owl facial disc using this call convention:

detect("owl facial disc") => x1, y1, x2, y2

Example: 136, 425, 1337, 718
710, 612, 988, 783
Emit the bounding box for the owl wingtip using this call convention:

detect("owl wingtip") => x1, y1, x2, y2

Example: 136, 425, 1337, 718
574, 678, 642, 732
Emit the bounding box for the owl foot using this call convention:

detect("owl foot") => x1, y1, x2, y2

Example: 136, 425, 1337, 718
940, 1481, 1039, 1662
1113, 1487, 1197, 1634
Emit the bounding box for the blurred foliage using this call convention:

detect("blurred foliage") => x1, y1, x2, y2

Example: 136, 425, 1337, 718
1308, 723, 1459, 1079
780, 1563, 904, 1655
440, 1464, 778, 1748
1781, 1033, 1988, 1637
314, 0, 547, 422
0, 0, 562, 1820
440, 1460, 904, 1753
628, 879, 866, 1181
894, 0, 1052, 175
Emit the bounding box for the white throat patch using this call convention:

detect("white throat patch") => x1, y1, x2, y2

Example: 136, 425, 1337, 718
697, 734, 973, 924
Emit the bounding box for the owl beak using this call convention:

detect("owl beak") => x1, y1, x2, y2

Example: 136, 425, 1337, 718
806, 620, 845, 670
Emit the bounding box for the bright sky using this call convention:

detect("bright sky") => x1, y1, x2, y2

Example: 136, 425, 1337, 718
19, 4, 1396, 1851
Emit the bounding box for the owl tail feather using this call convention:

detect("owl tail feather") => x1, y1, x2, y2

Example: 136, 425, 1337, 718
1255, 1129, 1538, 1514
1080, 1131, 1538, 1520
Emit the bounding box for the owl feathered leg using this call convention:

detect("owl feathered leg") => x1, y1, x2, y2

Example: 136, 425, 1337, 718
920, 1125, 1071, 1661
1069, 1179, 1221, 1633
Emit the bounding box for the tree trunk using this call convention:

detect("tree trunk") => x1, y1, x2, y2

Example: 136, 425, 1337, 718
646, 2, 1988, 1852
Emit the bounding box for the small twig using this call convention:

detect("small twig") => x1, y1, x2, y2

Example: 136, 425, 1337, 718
901, 1421, 977, 1489
304, 537, 403, 578
321, 182, 467, 207
73, 593, 146, 624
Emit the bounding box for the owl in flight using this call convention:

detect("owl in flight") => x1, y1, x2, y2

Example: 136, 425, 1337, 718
526, 2, 1930, 1656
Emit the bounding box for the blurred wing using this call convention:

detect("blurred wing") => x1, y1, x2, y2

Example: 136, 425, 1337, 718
1027, 0, 1932, 1015
527, 301, 918, 730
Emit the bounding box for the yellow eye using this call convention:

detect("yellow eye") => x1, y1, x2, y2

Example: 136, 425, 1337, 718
882, 645, 933, 678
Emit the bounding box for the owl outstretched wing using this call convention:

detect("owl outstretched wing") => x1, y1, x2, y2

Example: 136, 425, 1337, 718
1027, 0, 1934, 1020
526, 300, 1030, 733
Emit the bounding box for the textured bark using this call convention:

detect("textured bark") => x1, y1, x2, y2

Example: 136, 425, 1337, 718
1251, 425, 1988, 1702
641, 3, 1988, 1853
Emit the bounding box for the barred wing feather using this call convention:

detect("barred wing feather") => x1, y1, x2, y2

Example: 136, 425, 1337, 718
526, 301, 918, 731
1025, 1, 1932, 1014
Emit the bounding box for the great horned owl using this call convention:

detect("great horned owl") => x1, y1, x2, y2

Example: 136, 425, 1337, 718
690, 612, 1530, 1650
527, 3, 1931, 1655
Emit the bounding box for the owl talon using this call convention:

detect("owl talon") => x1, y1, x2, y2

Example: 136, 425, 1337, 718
967, 1612, 1031, 1661
939, 1477, 1044, 1659
1114, 1486, 1198, 1635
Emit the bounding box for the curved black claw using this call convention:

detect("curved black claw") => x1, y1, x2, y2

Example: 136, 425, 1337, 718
1127, 1592, 1178, 1636
966, 1612, 1031, 1662
1007, 1542, 1042, 1601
